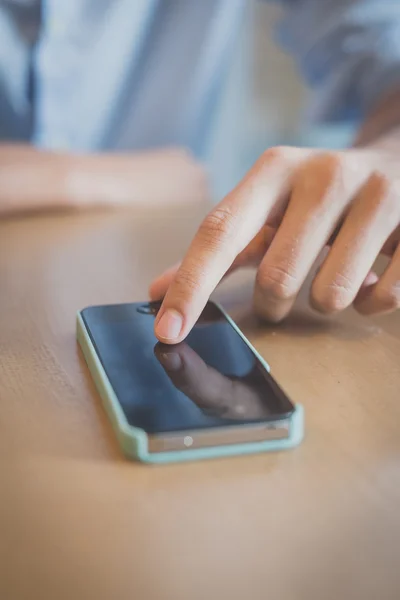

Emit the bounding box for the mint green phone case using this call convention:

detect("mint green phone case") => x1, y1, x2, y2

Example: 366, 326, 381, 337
76, 305, 304, 464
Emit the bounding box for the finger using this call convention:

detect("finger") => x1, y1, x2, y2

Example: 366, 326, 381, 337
353, 271, 380, 305
254, 153, 359, 322
311, 173, 400, 314
150, 228, 380, 305
362, 270, 380, 288
149, 262, 180, 301
230, 224, 278, 270
355, 241, 400, 315
156, 343, 234, 411
154, 147, 304, 343
149, 224, 278, 302
156, 344, 269, 420
381, 227, 400, 257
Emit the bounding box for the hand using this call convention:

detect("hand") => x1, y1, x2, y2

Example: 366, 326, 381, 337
155, 343, 270, 420
150, 144, 400, 343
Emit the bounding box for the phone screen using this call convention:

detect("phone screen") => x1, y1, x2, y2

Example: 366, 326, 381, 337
81, 302, 294, 434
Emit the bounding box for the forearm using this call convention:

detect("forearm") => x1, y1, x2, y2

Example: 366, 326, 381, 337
0, 145, 75, 215
0, 144, 208, 217
0, 144, 114, 216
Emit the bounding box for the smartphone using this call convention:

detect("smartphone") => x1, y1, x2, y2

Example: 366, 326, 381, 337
77, 301, 303, 463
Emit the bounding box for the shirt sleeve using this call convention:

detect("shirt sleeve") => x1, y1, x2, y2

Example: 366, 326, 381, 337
275, 0, 400, 123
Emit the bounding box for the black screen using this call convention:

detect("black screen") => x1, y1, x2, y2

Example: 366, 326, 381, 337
82, 302, 294, 434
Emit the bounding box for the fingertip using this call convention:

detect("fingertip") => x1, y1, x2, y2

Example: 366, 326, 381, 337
158, 351, 183, 371
362, 271, 379, 288
155, 308, 184, 343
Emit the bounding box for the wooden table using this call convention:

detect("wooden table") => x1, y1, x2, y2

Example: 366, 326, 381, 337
1, 207, 400, 600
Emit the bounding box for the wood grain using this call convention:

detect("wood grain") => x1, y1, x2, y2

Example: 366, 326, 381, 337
1, 208, 399, 600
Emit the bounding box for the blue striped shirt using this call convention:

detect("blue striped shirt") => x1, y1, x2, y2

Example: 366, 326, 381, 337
1, 0, 400, 156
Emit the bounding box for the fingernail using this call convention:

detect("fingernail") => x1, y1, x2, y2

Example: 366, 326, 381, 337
160, 352, 182, 371
156, 309, 183, 341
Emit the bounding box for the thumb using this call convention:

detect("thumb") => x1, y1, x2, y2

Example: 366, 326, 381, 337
149, 262, 181, 301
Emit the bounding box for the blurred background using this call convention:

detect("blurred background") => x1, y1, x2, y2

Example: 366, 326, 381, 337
0, 0, 362, 212
208, 0, 355, 199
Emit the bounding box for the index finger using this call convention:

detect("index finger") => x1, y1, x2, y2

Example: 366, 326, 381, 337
154, 148, 300, 343
155, 342, 233, 411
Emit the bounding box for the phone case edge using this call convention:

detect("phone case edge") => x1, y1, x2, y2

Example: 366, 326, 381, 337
76, 306, 304, 464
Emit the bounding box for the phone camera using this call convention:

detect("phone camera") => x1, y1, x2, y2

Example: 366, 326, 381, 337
137, 303, 160, 315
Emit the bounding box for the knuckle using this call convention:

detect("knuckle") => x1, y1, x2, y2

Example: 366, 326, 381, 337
256, 265, 298, 301
199, 207, 238, 243
366, 171, 392, 198
314, 152, 344, 176
365, 171, 400, 217
173, 267, 203, 298
259, 145, 290, 167
301, 152, 343, 181
311, 279, 353, 314
294, 152, 345, 207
